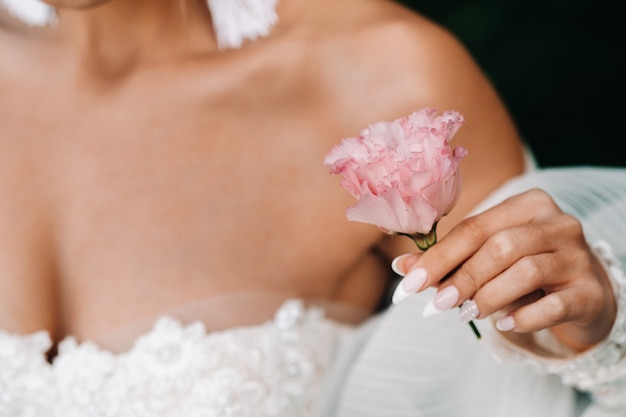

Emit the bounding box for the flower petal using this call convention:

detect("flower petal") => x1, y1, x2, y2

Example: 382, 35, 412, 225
346, 189, 438, 235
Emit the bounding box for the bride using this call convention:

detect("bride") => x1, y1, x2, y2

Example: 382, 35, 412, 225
0, 0, 623, 416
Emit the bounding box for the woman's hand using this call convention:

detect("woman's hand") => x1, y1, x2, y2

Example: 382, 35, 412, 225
392, 189, 617, 352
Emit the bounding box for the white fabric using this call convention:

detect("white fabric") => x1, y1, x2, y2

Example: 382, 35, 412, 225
334, 290, 577, 417
0, 300, 352, 417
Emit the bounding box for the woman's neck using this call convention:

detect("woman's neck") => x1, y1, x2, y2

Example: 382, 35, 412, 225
52, 0, 217, 74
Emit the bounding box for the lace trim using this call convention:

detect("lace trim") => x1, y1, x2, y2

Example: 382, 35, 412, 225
0, 300, 351, 417
483, 240, 626, 411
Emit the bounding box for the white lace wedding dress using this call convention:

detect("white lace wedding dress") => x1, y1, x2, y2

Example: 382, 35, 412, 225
0, 297, 358, 417
1, 167, 625, 417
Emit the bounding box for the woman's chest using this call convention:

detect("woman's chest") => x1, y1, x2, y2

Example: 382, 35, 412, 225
0, 71, 384, 341
0, 91, 380, 330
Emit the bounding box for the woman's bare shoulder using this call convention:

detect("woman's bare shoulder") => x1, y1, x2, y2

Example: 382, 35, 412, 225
301, 0, 488, 122
300, 0, 525, 241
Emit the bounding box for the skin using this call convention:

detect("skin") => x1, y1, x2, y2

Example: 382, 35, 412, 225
0, 0, 575, 353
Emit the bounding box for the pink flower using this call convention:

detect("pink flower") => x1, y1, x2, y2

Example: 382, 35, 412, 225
324, 108, 467, 235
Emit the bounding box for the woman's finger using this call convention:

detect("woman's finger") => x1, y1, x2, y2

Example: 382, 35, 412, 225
495, 273, 613, 348
423, 213, 583, 316
435, 223, 557, 311
497, 288, 588, 333
395, 189, 562, 289
470, 253, 561, 319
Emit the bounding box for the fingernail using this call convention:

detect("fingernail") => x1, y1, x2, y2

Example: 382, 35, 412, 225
496, 316, 516, 332
391, 254, 412, 276
422, 298, 441, 317
459, 300, 480, 322
422, 286, 462, 317
434, 286, 459, 311
391, 268, 427, 304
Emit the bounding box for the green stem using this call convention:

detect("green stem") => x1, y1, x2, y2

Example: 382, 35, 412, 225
399, 229, 437, 251
468, 319, 482, 339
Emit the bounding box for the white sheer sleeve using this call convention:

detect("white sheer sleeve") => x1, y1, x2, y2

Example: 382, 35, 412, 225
470, 167, 626, 413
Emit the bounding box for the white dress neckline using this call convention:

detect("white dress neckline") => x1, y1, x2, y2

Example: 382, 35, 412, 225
0, 299, 354, 417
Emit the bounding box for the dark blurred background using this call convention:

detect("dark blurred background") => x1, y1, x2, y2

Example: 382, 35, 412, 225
398, 0, 625, 167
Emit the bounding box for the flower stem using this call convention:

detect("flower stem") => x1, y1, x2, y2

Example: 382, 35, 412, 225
400, 229, 437, 251
468, 319, 482, 339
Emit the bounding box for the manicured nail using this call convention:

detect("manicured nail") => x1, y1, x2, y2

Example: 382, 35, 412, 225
496, 316, 516, 331
459, 300, 480, 322
422, 299, 441, 317
391, 254, 412, 276
391, 268, 427, 304
434, 286, 459, 310
423, 286, 460, 317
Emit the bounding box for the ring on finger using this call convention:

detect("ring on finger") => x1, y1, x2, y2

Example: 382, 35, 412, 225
459, 299, 480, 322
